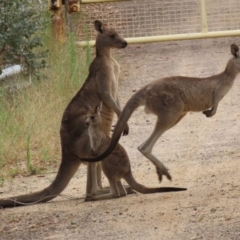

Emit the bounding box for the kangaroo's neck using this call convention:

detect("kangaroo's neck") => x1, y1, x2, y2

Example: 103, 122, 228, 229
88, 125, 107, 151
220, 59, 238, 85
96, 42, 112, 58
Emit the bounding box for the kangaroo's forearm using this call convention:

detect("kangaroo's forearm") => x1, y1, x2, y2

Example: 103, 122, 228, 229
100, 92, 122, 117
116, 97, 122, 109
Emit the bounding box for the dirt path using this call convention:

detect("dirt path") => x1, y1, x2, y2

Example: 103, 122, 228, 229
1, 37, 240, 240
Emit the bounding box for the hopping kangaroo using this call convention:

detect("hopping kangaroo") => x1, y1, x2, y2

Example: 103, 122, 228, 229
0, 20, 129, 208
80, 44, 240, 182
84, 102, 186, 200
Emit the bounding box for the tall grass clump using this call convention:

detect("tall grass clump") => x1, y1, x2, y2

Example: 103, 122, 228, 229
0, 24, 92, 180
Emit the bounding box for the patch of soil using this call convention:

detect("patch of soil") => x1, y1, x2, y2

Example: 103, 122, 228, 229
1, 37, 240, 240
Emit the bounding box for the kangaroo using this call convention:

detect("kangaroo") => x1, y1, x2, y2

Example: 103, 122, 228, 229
0, 20, 129, 208
84, 102, 186, 201
80, 44, 240, 182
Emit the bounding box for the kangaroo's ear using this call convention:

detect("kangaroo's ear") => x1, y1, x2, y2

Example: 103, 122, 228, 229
95, 102, 102, 113
94, 20, 104, 34
231, 44, 239, 58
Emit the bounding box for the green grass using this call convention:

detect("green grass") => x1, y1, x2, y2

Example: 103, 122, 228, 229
0, 28, 92, 181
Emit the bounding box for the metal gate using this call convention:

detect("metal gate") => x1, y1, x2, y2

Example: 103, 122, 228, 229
73, 0, 240, 45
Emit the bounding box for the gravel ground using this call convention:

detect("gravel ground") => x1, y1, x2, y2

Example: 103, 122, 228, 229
1, 36, 240, 239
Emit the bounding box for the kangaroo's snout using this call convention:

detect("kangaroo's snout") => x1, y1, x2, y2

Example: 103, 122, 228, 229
122, 41, 128, 48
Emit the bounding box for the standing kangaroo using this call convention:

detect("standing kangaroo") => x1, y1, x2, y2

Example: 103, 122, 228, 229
0, 20, 129, 208
84, 102, 186, 201
80, 44, 240, 182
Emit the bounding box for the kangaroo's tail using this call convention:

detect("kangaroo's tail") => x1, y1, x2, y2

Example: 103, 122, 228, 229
80, 89, 145, 162
0, 155, 80, 208
124, 171, 187, 194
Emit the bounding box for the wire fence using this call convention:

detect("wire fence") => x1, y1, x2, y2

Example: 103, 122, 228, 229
206, 0, 240, 31
71, 0, 240, 42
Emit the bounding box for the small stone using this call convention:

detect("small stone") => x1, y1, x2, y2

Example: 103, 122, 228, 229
210, 208, 216, 213
71, 219, 77, 225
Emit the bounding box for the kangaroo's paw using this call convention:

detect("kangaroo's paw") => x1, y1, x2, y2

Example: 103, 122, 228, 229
111, 124, 116, 132
203, 109, 214, 117
156, 168, 172, 182
124, 186, 137, 195
122, 123, 129, 136
91, 149, 99, 156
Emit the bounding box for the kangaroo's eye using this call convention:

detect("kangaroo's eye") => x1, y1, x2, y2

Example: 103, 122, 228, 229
90, 116, 95, 120
110, 34, 115, 39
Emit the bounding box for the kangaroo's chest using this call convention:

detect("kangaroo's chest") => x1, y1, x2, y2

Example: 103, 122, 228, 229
89, 127, 106, 152
111, 57, 120, 78
106, 59, 120, 98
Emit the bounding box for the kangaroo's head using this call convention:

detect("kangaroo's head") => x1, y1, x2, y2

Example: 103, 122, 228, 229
94, 20, 127, 49
85, 102, 102, 127
231, 44, 240, 71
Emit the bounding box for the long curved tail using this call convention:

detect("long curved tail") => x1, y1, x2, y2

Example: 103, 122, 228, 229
124, 171, 187, 193
80, 90, 145, 162
0, 156, 80, 208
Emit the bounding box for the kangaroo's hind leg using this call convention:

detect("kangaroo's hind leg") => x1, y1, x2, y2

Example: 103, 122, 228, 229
86, 162, 110, 199
96, 163, 103, 189
86, 179, 121, 201
117, 181, 127, 197
138, 112, 186, 182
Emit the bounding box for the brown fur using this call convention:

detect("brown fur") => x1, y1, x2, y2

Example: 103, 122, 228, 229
84, 102, 186, 201
80, 44, 240, 182
0, 20, 128, 208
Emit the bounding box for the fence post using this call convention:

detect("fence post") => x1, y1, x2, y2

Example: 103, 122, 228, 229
49, 0, 65, 42
200, 0, 209, 33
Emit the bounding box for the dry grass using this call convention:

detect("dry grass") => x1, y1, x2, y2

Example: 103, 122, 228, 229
0, 33, 91, 182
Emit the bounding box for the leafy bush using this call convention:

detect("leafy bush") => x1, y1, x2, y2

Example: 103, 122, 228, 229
0, 0, 93, 182
0, 0, 48, 77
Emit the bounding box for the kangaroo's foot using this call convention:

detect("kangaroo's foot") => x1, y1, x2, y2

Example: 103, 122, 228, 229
138, 146, 172, 181
84, 196, 96, 202
156, 167, 172, 182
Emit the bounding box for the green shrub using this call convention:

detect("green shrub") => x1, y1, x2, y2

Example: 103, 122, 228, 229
0, 0, 48, 77
0, 24, 91, 179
